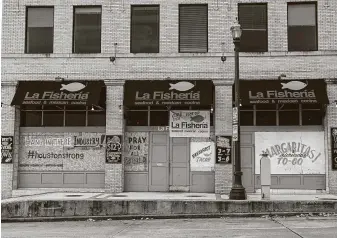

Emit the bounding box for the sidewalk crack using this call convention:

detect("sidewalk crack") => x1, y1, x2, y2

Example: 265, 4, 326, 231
270, 217, 304, 238
111, 221, 135, 237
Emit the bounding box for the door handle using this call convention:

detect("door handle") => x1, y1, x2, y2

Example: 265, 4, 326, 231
156, 163, 163, 166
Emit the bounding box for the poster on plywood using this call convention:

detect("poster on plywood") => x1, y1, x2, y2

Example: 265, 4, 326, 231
190, 142, 215, 171
124, 132, 149, 172
1, 136, 13, 163
331, 128, 337, 170
255, 132, 325, 175
170, 110, 210, 137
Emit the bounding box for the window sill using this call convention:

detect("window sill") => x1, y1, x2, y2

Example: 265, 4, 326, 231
238, 51, 333, 57
3, 51, 337, 59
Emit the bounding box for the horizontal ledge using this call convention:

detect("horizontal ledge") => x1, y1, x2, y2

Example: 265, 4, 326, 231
2, 51, 337, 59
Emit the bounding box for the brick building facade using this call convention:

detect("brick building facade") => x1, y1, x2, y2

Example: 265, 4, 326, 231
1, 0, 337, 198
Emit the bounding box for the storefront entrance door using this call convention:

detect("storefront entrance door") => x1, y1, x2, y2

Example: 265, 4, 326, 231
241, 145, 255, 193
170, 137, 189, 190
149, 132, 170, 191
149, 132, 190, 192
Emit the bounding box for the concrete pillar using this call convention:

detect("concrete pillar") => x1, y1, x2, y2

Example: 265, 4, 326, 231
104, 81, 124, 193
214, 83, 233, 194
1, 83, 17, 199
326, 83, 337, 194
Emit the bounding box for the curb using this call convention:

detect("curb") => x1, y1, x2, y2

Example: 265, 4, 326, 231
1, 212, 331, 223
2, 199, 337, 223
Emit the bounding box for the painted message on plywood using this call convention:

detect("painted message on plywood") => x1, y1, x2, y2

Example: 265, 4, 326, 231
19, 133, 105, 171
255, 132, 325, 175
124, 132, 149, 172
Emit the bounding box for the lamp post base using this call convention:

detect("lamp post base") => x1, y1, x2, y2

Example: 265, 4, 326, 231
229, 186, 247, 200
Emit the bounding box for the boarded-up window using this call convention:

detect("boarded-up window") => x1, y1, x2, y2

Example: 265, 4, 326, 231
238, 3, 267, 52
179, 4, 208, 53
26, 7, 54, 53
73, 7, 102, 53
288, 3, 317, 51
131, 5, 159, 53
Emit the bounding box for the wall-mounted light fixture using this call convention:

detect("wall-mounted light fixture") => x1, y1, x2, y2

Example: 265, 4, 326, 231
1, 102, 19, 108
91, 104, 105, 111
221, 42, 226, 62
118, 105, 123, 112
278, 74, 286, 80
334, 100, 337, 108
109, 57, 116, 63
110, 43, 118, 63
55, 76, 65, 82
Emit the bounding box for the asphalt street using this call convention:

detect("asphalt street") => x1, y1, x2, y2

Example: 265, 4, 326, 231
1, 217, 337, 238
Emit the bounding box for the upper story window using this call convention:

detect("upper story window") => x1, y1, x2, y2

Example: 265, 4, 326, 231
179, 4, 208, 53
238, 3, 268, 52
288, 2, 317, 51
131, 5, 159, 53
73, 6, 102, 53
26, 7, 54, 53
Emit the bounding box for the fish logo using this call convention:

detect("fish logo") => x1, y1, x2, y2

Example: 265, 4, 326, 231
169, 82, 195, 92
190, 115, 205, 123
60, 82, 86, 92
280, 81, 307, 91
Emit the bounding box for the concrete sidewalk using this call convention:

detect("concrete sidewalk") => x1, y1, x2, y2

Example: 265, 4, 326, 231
2, 192, 337, 222
3, 191, 337, 202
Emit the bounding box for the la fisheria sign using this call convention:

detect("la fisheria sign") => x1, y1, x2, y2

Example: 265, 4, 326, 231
124, 80, 214, 106
11, 81, 104, 106
240, 79, 329, 105
169, 110, 210, 137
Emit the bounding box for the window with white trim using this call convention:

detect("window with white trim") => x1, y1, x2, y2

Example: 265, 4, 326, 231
179, 4, 208, 53
238, 3, 268, 52
73, 6, 102, 53
131, 5, 160, 53
26, 7, 54, 53
288, 2, 317, 51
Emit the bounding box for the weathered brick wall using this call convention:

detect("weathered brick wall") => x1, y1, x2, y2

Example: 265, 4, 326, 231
1, 0, 336, 82
215, 84, 233, 194
327, 84, 337, 194
105, 84, 124, 193
1, 0, 337, 195
1, 84, 16, 199
12, 107, 21, 190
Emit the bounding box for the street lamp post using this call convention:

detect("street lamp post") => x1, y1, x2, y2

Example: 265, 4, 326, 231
229, 21, 247, 200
